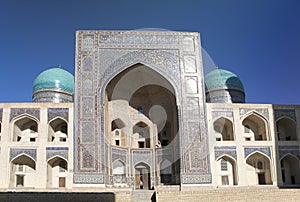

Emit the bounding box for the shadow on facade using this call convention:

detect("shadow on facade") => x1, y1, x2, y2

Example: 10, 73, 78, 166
0, 192, 115, 202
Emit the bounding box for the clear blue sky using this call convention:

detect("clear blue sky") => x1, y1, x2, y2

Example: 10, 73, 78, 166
0, 0, 299, 104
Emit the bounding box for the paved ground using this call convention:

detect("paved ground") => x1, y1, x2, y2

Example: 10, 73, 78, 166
0, 192, 115, 202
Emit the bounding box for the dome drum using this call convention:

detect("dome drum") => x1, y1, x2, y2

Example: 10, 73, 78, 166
205, 69, 245, 103
32, 67, 74, 103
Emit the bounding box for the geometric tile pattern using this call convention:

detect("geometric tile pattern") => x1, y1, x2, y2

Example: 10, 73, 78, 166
10, 148, 37, 161
278, 145, 299, 160
10, 108, 40, 122
47, 108, 69, 122
244, 147, 271, 159
214, 146, 237, 161
274, 109, 296, 122
73, 173, 104, 184
239, 108, 269, 120
46, 147, 69, 161
181, 173, 212, 184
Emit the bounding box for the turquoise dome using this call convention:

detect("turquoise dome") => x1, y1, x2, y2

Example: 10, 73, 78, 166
205, 69, 244, 92
33, 67, 74, 93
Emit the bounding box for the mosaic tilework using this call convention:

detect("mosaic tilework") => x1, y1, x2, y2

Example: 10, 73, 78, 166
81, 121, 94, 143
212, 109, 233, 121
239, 108, 269, 120
185, 97, 200, 119
181, 173, 212, 184
83, 35, 94, 51
10, 148, 37, 161
214, 146, 237, 160
10, 108, 40, 122
46, 147, 69, 161
47, 108, 69, 122
206, 90, 245, 103
132, 150, 152, 167
83, 57, 93, 71
99, 32, 179, 45
112, 147, 127, 163
98, 49, 181, 102
244, 147, 271, 159
128, 176, 134, 186
112, 175, 127, 184
81, 97, 94, 118
75, 30, 211, 185
274, 109, 296, 122
156, 147, 174, 164
278, 145, 299, 160
81, 146, 96, 169
74, 173, 104, 184
33, 91, 73, 103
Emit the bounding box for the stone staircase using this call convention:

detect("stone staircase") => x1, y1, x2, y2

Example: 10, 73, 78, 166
132, 190, 156, 202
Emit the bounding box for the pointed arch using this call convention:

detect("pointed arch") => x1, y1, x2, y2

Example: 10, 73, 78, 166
99, 60, 179, 105
47, 155, 68, 164
10, 153, 36, 167
10, 154, 37, 188
12, 114, 39, 142
48, 117, 68, 142
134, 162, 151, 190
112, 159, 126, 175
276, 117, 297, 141
245, 152, 273, 185
280, 154, 300, 185
48, 116, 68, 124
216, 154, 238, 185
245, 150, 271, 161
213, 117, 234, 141
47, 156, 68, 188
133, 121, 150, 148
11, 113, 39, 124
242, 111, 270, 141
111, 118, 126, 131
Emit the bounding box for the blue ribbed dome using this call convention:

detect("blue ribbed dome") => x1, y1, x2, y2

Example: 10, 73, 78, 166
205, 69, 244, 92
33, 67, 74, 93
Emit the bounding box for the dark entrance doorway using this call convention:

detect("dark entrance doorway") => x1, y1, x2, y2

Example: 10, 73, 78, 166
16, 175, 24, 187
135, 163, 150, 190
258, 173, 266, 184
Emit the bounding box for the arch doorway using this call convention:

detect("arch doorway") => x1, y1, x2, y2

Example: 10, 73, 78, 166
246, 152, 273, 185
135, 163, 151, 190
281, 155, 300, 185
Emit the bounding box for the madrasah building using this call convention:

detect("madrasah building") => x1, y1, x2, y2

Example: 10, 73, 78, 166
0, 30, 300, 200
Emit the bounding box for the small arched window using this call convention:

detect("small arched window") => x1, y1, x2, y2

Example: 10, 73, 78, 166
257, 161, 264, 169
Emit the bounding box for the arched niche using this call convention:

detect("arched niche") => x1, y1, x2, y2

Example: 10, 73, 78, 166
47, 156, 68, 188
242, 113, 269, 141
12, 115, 38, 142
276, 117, 297, 141
245, 152, 272, 185
216, 155, 238, 186
10, 154, 36, 188
213, 117, 234, 141
48, 117, 68, 142
280, 154, 300, 186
